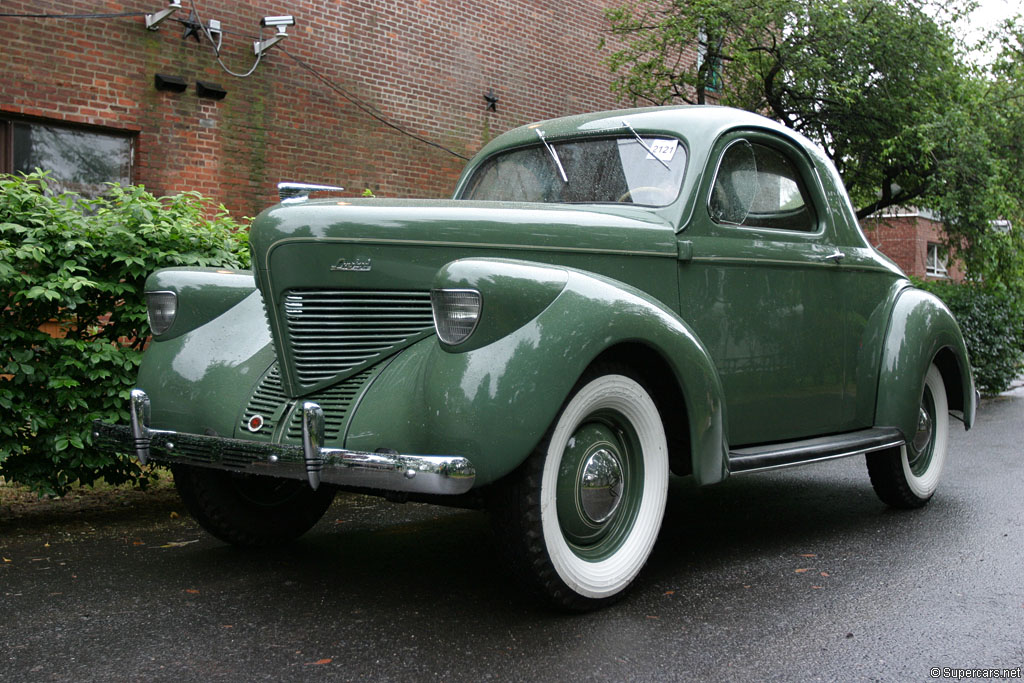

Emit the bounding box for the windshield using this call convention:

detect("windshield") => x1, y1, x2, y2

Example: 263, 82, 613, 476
460, 135, 686, 206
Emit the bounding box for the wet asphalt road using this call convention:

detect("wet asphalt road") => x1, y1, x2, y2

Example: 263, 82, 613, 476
2, 392, 1022, 682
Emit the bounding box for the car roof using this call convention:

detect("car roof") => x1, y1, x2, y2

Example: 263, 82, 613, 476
472, 105, 803, 157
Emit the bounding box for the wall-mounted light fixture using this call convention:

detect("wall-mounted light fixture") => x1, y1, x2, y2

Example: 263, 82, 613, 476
145, 0, 182, 30
254, 15, 295, 57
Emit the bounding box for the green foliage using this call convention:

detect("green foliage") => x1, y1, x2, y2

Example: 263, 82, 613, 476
917, 279, 1024, 395
604, 0, 975, 213
956, 20, 1024, 292
0, 171, 249, 495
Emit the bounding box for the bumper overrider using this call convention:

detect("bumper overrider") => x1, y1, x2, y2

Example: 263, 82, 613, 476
92, 389, 476, 495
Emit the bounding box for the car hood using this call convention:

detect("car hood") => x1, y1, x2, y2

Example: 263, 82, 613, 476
248, 198, 678, 396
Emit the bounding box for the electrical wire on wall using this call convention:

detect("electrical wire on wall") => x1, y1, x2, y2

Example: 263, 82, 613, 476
0, 6, 469, 161
0, 11, 147, 18
183, 0, 264, 78
278, 46, 470, 161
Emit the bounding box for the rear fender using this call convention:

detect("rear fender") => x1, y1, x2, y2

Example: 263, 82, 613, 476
875, 286, 976, 439
345, 258, 728, 486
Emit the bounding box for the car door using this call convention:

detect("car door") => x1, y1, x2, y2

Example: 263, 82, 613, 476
678, 131, 847, 446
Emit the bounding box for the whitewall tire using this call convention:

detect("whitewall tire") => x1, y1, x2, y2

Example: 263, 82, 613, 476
491, 367, 669, 610
867, 363, 949, 508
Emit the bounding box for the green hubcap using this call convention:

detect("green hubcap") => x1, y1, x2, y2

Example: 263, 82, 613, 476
556, 411, 644, 561
908, 386, 936, 476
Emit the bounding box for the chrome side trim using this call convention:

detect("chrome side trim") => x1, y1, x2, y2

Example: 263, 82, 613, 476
728, 426, 905, 474
95, 390, 475, 495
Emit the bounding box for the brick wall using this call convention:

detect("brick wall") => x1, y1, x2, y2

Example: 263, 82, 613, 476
861, 213, 963, 281
1, 0, 625, 218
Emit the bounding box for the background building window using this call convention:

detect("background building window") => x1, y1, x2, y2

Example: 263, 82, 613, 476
926, 242, 948, 277
1, 117, 133, 197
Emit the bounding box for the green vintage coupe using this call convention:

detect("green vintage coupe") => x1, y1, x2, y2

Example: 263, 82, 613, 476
96, 106, 976, 610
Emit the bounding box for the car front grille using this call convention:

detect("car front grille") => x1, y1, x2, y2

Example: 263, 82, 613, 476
282, 289, 435, 388
240, 362, 376, 443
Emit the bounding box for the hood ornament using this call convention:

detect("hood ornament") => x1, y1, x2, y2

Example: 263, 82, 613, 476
278, 182, 345, 203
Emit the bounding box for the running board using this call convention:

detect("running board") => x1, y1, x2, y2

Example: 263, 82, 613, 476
728, 427, 904, 474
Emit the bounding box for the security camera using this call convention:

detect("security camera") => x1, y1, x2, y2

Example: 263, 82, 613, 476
260, 15, 295, 28
254, 15, 296, 55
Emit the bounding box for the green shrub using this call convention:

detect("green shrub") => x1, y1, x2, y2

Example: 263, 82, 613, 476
918, 279, 1024, 395
0, 171, 249, 495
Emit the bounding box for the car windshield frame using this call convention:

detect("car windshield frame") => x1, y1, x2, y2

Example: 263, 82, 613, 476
459, 135, 687, 207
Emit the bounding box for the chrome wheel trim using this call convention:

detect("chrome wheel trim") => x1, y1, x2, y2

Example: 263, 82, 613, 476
579, 447, 625, 524
911, 405, 934, 459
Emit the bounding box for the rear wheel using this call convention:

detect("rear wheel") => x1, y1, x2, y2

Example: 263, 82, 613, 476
867, 363, 949, 508
491, 368, 669, 611
172, 465, 336, 546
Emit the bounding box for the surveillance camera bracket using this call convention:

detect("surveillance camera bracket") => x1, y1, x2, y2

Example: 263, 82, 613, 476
254, 26, 289, 57
145, 0, 182, 31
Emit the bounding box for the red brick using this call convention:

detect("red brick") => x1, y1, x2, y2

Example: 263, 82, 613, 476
0, 0, 635, 217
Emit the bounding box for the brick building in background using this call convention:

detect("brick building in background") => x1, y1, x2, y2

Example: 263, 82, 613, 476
1, 0, 949, 280
861, 209, 963, 282
1, 0, 626, 218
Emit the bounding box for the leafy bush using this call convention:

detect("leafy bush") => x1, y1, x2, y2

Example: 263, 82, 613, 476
917, 279, 1024, 395
0, 172, 249, 495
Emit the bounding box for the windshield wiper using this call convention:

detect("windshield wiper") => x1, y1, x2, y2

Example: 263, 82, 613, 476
621, 119, 671, 171
535, 128, 568, 184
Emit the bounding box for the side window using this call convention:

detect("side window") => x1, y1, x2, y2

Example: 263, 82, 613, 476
709, 140, 817, 232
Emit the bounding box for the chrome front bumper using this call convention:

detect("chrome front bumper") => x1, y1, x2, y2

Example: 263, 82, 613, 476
92, 389, 475, 495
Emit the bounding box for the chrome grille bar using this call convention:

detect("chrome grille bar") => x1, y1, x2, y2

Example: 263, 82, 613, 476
282, 290, 434, 387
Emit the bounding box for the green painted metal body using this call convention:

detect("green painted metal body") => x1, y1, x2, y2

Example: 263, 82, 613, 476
344, 259, 726, 485
134, 105, 974, 494
145, 267, 256, 341
875, 287, 976, 438
137, 288, 274, 438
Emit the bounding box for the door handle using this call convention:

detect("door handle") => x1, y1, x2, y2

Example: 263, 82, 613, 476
823, 250, 844, 263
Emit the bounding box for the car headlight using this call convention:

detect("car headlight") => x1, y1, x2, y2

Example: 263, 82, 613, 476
430, 289, 481, 345
145, 290, 178, 336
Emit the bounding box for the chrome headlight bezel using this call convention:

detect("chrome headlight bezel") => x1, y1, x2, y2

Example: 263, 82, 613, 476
430, 288, 482, 346
145, 290, 178, 336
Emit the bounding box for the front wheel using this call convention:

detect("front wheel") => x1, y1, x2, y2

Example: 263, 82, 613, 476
866, 363, 949, 508
490, 368, 669, 611
172, 465, 337, 546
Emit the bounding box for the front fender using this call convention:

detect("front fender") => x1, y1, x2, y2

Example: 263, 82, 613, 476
875, 286, 976, 439
146, 267, 256, 341
136, 290, 275, 437
345, 259, 728, 486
